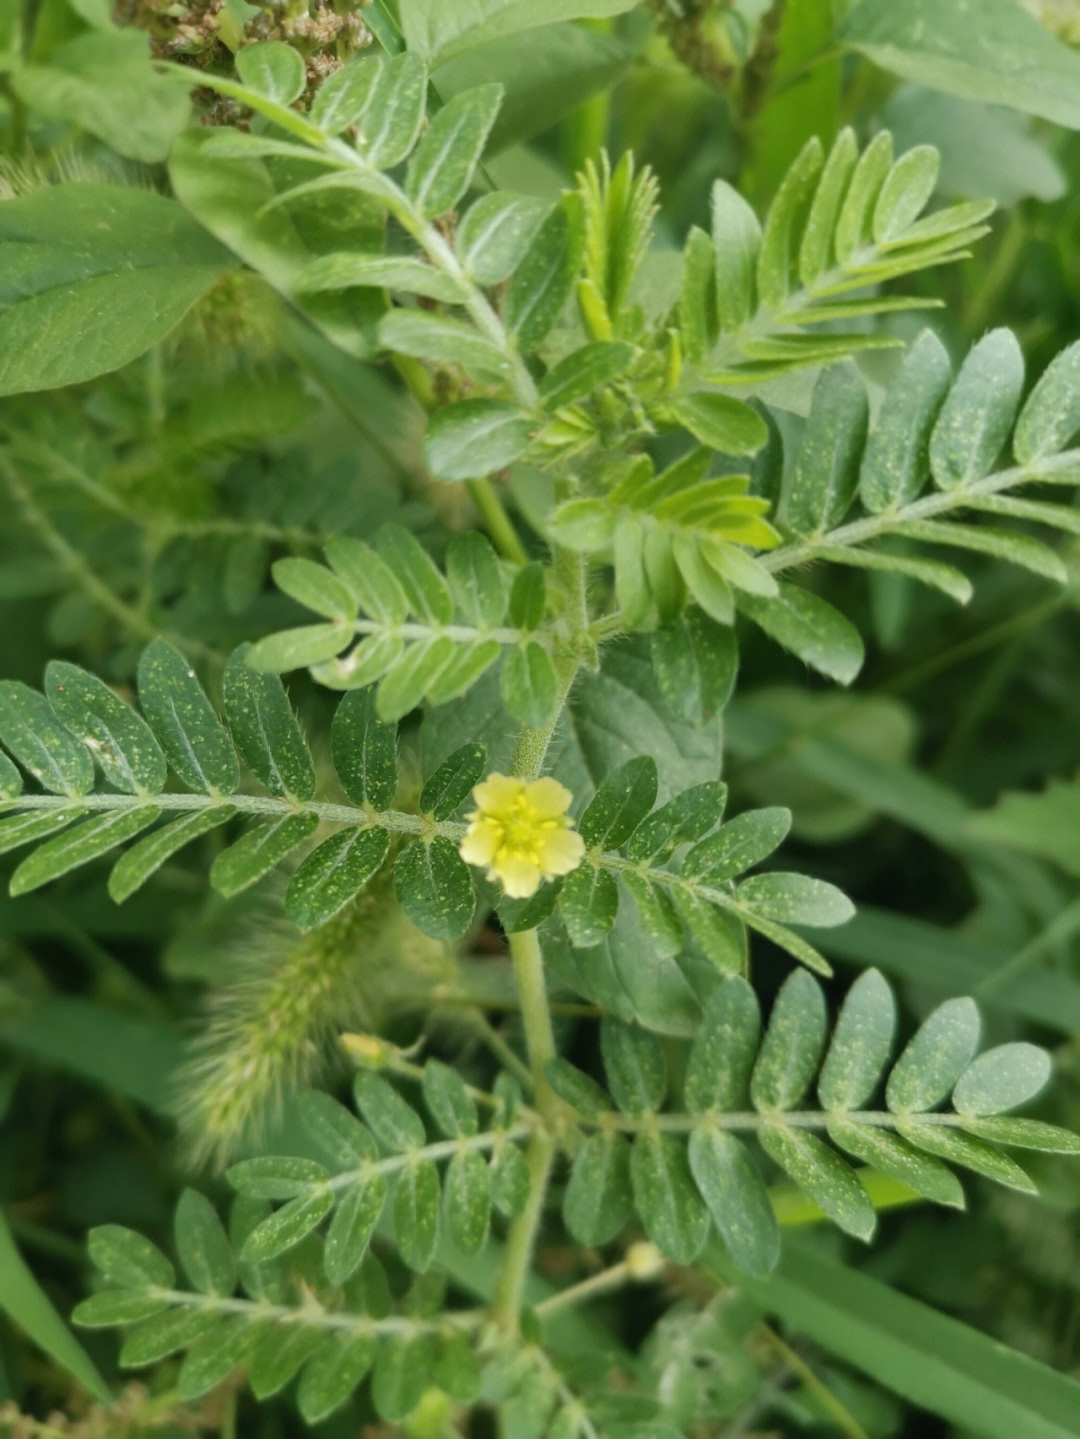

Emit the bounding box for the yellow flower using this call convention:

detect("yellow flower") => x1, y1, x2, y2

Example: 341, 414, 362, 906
459, 773, 586, 899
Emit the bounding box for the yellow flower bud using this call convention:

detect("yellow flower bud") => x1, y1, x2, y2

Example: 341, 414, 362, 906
459, 773, 585, 899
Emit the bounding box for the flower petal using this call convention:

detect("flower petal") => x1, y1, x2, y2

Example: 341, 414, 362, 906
460, 818, 500, 866
497, 854, 543, 898
527, 776, 574, 818
472, 774, 524, 817
538, 826, 585, 875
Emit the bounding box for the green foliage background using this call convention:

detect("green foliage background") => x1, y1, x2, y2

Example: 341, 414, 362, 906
5, 2, 1080, 1437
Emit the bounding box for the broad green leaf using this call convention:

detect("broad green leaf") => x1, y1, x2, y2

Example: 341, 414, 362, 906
297, 1091, 376, 1168
107, 806, 234, 904
324, 1177, 386, 1285
885, 998, 981, 1114
560, 864, 618, 947
651, 610, 738, 728
601, 1018, 666, 1114
235, 40, 305, 104
817, 969, 895, 1111
688, 1127, 779, 1277
44, 663, 165, 796
509, 561, 547, 629
896, 1122, 1037, 1194
834, 131, 893, 262
444, 1147, 491, 1252
668, 393, 768, 456
784, 365, 868, 534
424, 640, 503, 705
405, 83, 502, 216
355, 51, 428, 169
209, 812, 319, 898
490, 1141, 531, 1218
737, 906, 834, 977
873, 145, 940, 242
88, 1225, 174, 1289
0, 186, 229, 395
563, 1131, 633, 1245
375, 524, 454, 625
501, 643, 558, 728
394, 836, 476, 939
0, 681, 93, 796
272, 557, 356, 621
842, 0, 1080, 130
136, 640, 239, 795
1, 1212, 111, 1403
736, 872, 854, 928
621, 871, 682, 958
750, 970, 827, 1112
174, 1189, 237, 1297
626, 779, 727, 862
424, 399, 533, 481
324, 536, 409, 624
223, 645, 315, 801
544, 1058, 613, 1118
400, 0, 636, 59
226, 1156, 330, 1200
10, 807, 160, 896
827, 1122, 964, 1208
244, 623, 353, 674
456, 191, 552, 285
579, 756, 658, 851
297, 1332, 377, 1423
630, 1132, 710, 1264
376, 638, 458, 721
371, 1334, 433, 1422
711, 180, 760, 332
929, 329, 1025, 489
951, 1044, 1052, 1116
296, 250, 466, 302
308, 54, 383, 132
546, 498, 615, 553
684, 977, 761, 1113
446, 533, 508, 629
378, 309, 509, 382
0, 747, 21, 799
352, 1072, 426, 1152
241, 1191, 335, 1263
504, 194, 586, 351
683, 806, 791, 884
1014, 338, 1080, 463
667, 885, 747, 974
394, 1159, 441, 1271
422, 1060, 478, 1137
332, 688, 397, 810
736, 582, 865, 685
285, 826, 391, 930
816, 544, 972, 604
758, 1125, 877, 1240
858, 328, 952, 511
757, 136, 824, 309
12, 30, 189, 163
890, 518, 1067, 583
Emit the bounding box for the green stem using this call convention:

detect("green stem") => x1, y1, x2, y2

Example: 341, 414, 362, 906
465, 477, 530, 565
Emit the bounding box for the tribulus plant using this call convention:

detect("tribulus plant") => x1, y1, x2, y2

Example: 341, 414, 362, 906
7, 2, 1080, 1437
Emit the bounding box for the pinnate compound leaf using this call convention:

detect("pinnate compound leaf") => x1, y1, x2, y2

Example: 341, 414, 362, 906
501, 643, 558, 728
683, 806, 790, 885
209, 812, 319, 898
685, 977, 761, 1113
737, 582, 865, 685
324, 1177, 386, 1285
174, 1189, 237, 1297
563, 1131, 633, 1245
88, 1226, 174, 1288
688, 1127, 779, 1277
886, 998, 981, 1114
355, 51, 428, 169
817, 968, 895, 1111
456, 192, 552, 286
757, 136, 824, 308
712, 179, 760, 331
297, 1091, 375, 1168
544, 1058, 613, 1118
420, 743, 486, 819
324, 536, 409, 624
579, 756, 658, 850
758, 1125, 877, 1241
560, 864, 618, 947
249, 1327, 325, 1400
107, 806, 234, 904
285, 826, 390, 930
601, 1018, 666, 1114
136, 641, 239, 795
668, 393, 768, 455
244, 623, 353, 674
445, 533, 508, 629
0, 811, 81, 857
0, 681, 94, 796
226, 1156, 330, 1200
827, 1122, 965, 1209
394, 1159, 441, 1271
45, 663, 166, 795
332, 688, 397, 810
11, 807, 160, 896
444, 1147, 491, 1252
951, 1044, 1052, 1117
235, 41, 306, 105
651, 610, 738, 728
784, 364, 868, 534
858, 328, 952, 512
223, 645, 315, 801
308, 54, 383, 132
176, 1314, 265, 1400
297, 1332, 377, 1423
424, 399, 533, 481
241, 1191, 334, 1263
736, 872, 854, 928
395, 837, 475, 939
352, 1072, 426, 1152
271, 557, 356, 621
71, 1291, 169, 1327
751, 970, 828, 1112
896, 1123, 1037, 1194
405, 83, 502, 217
422, 1060, 478, 1137
929, 329, 1024, 489
961, 1117, 1080, 1154
1013, 339, 1080, 463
